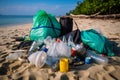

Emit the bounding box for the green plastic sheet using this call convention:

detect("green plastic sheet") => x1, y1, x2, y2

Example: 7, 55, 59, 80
81, 29, 114, 56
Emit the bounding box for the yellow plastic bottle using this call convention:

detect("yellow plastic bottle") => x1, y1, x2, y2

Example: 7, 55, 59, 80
60, 58, 69, 72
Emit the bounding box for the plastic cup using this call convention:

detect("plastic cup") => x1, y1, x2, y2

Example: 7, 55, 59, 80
35, 51, 47, 68
28, 51, 47, 68
59, 58, 69, 72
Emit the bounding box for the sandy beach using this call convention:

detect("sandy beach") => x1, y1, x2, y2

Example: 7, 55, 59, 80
0, 18, 120, 80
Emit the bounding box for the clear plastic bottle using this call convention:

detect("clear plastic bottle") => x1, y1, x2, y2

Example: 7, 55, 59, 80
87, 50, 108, 64
68, 34, 75, 48
62, 36, 67, 43
6, 50, 25, 60
45, 56, 59, 66
28, 40, 43, 57
75, 44, 86, 54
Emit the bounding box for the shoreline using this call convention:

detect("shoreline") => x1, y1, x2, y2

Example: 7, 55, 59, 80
0, 17, 119, 28
0, 22, 33, 28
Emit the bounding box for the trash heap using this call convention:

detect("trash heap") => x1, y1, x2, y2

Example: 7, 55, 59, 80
6, 10, 115, 73
27, 33, 112, 72
28, 35, 86, 72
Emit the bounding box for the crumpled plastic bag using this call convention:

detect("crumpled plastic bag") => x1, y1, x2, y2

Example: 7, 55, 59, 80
47, 41, 71, 57
81, 29, 114, 56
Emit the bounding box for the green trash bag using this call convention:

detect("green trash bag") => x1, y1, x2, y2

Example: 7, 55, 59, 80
81, 29, 114, 56
30, 10, 61, 41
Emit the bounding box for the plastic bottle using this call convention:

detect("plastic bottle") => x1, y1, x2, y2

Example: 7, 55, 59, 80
60, 58, 69, 72
6, 50, 25, 60
75, 44, 86, 54
28, 48, 48, 68
28, 51, 38, 64
62, 36, 67, 43
68, 34, 75, 48
86, 50, 108, 64
45, 56, 59, 66
28, 40, 43, 57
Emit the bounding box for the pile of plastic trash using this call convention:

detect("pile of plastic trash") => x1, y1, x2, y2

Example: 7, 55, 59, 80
6, 30, 113, 73
6, 28, 116, 73
26, 35, 109, 72
6, 10, 115, 72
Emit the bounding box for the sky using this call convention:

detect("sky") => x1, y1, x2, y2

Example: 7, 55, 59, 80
0, 0, 82, 16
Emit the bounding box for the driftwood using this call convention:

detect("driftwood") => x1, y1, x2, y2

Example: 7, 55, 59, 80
70, 13, 120, 19
90, 14, 120, 19
70, 14, 90, 18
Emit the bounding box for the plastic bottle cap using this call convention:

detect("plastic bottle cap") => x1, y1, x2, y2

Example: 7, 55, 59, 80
42, 47, 48, 52
85, 57, 92, 64
56, 38, 61, 43
71, 48, 77, 56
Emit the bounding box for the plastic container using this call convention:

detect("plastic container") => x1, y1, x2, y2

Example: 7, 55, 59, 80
75, 44, 86, 54
46, 56, 59, 66
28, 41, 36, 53
68, 34, 75, 48
28, 40, 43, 57
35, 51, 47, 68
87, 50, 108, 64
6, 50, 25, 60
60, 58, 69, 72
28, 48, 48, 68
62, 36, 67, 43
28, 51, 38, 64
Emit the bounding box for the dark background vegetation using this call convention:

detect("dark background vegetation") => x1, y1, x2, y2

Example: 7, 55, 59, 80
67, 0, 120, 15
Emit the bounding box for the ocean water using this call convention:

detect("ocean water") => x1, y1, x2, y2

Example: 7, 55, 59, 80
0, 15, 33, 27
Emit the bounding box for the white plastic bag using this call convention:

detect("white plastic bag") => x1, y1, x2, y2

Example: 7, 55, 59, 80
47, 41, 71, 57
56, 41, 71, 57
44, 36, 56, 49
47, 42, 58, 57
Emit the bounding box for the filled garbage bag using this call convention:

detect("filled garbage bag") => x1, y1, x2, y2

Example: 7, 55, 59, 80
81, 29, 114, 56
30, 10, 61, 41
